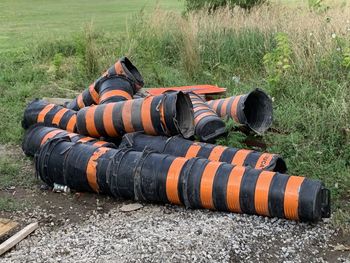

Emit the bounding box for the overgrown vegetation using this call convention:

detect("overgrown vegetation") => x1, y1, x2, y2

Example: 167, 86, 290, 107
185, 0, 266, 11
0, 2, 349, 226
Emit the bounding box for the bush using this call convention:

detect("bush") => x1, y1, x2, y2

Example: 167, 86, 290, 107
185, 0, 266, 12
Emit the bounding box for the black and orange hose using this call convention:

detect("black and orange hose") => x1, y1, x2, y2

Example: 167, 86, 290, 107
66, 57, 144, 110
22, 124, 116, 157
33, 137, 330, 222
120, 133, 287, 173
23, 99, 78, 132
76, 91, 195, 138
207, 89, 273, 134
189, 92, 226, 142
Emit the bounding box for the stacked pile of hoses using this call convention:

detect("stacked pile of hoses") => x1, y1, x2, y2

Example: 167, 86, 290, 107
21, 57, 331, 222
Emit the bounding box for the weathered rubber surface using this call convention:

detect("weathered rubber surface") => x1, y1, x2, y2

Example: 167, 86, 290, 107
34, 137, 330, 222
120, 133, 287, 173
207, 88, 273, 134
76, 91, 195, 139
189, 92, 226, 142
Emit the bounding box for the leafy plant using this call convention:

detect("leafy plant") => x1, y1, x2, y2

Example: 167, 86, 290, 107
185, 0, 265, 12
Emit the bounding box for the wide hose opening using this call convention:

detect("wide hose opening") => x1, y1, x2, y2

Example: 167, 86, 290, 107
175, 92, 195, 139
243, 89, 273, 134
121, 57, 144, 88
273, 157, 287, 173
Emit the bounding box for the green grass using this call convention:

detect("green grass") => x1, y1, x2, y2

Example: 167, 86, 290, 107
0, 0, 183, 52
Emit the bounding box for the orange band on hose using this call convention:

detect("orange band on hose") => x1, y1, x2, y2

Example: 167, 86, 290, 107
77, 137, 93, 143
255, 153, 274, 170
86, 147, 110, 193
92, 141, 108, 147
160, 103, 168, 133
193, 106, 210, 112
194, 111, 216, 124
208, 145, 228, 162
85, 107, 100, 137
99, 90, 132, 102
230, 96, 242, 123
52, 108, 69, 126
103, 104, 119, 137
77, 93, 85, 109
89, 84, 99, 104
220, 98, 230, 117
210, 99, 222, 112
121, 100, 135, 133
226, 166, 245, 213
66, 115, 77, 132
141, 96, 156, 135
166, 157, 188, 205
231, 149, 252, 166
200, 162, 222, 209
40, 130, 64, 145
284, 176, 305, 220
37, 104, 55, 123
254, 171, 275, 216
114, 61, 125, 76
185, 144, 201, 158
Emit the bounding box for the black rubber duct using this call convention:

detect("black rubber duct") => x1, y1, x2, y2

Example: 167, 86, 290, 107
76, 91, 195, 139
23, 99, 78, 132
34, 137, 330, 222
22, 124, 116, 157
120, 133, 287, 173
207, 89, 273, 134
66, 57, 144, 110
189, 92, 226, 142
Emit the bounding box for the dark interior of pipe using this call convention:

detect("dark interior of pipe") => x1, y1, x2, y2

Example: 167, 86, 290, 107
273, 157, 287, 173
175, 92, 195, 139
243, 89, 273, 134
122, 57, 144, 86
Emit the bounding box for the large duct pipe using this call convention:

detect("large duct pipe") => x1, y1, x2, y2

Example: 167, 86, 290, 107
189, 92, 226, 142
76, 91, 195, 139
33, 136, 330, 222
22, 124, 116, 157
120, 133, 287, 173
207, 89, 273, 134
66, 57, 144, 110
22, 99, 78, 132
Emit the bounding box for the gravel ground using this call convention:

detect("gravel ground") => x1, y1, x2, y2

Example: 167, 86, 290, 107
2, 202, 348, 263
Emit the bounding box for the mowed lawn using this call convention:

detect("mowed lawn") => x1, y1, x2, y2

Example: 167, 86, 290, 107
0, 0, 183, 52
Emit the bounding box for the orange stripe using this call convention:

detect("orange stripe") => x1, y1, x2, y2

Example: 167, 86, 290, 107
220, 98, 230, 117
226, 166, 245, 213
284, 176, 305, 220
77, 137, 93, 143
200, 162, 222, 209
255, 153, 274, 170
37, 104, 55, 123
254, 171, 275, 216
194, 111, 216, 124
77, 93, 85, 109
184, 144, 201, 158
40, 130, 64, 145
210, 99, 221, 112
86, 147, 110, 192
103, 104, 119, 137
92, 141, 108, 147
89, 84, 99, 104
99, 90, 132, 102
141, 96, 156, 135
166, 157, 188, 205
114, 61, 125, 75
121, 100, 134, 133
230, 96, 242, 122
85, 107, 99, 137
66, 115, 77, 132
231, 149, 252, 166
193, 106, 209, 113
52, 108, 69, 126
160, 103, 168, 133
208, 145, 228, 162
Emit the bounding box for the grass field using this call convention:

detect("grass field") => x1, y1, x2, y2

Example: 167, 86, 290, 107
0, 0, 349, 227
0, 0, 183, 52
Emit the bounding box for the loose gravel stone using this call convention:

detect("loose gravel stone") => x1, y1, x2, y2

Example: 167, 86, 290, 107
1, 203, 338, 263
